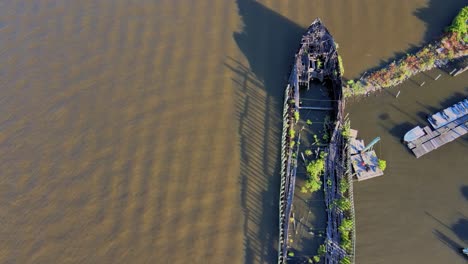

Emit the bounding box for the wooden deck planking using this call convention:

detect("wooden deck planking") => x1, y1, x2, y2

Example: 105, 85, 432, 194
406, 111, 468, 158
410, 124, 468, 158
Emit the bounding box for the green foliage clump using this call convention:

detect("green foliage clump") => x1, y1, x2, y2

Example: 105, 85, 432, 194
340, 256, 351, 264
313, 255, 320, 263
306, 119, 313, 125
288, 251, 295, 257
378, 159, 387, 171
339, 178, 349, 194
301, 176, 321, 194
289, 128, 296, 139
306, 152, 326, 179
343, 86, 353, 98
301, 152, 326, 193
318, 244, 326, 256
335, 197, 351, 211
338, 55, 344, 75
305, 149, 313, 156
341, 120, 351, 138
338, 218, 353, 234
313, 134, 320, 145
447, 6, 468, 37
351, 81, 366, 94
290, 140, 295, 148
294, 111, 300, 123
345, 79, 366, 96
338, 218, 354, 253
341, 239, 352, 253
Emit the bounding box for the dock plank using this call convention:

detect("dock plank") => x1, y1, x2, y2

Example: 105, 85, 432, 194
405, 109, 468, 158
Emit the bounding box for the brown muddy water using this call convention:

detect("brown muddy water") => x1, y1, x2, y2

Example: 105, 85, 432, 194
0, 0, 466, 263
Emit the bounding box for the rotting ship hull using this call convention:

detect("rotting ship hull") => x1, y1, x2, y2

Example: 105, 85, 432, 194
278, 19, 344, 264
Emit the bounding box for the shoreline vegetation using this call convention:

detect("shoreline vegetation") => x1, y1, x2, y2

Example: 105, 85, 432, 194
344, 6, 468, 98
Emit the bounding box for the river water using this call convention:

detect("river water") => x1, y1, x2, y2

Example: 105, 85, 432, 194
0, 0, 466, 263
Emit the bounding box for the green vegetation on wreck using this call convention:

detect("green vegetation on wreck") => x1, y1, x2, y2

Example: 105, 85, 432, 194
334, 123, 356, 260
338, 55, 344, 76
301, 152, 326, 193
338, 218, 353, 252
294, 111, 300, 123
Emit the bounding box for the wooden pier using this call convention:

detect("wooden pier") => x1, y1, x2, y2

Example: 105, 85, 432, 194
349, 130, 384, 181
406, 114, 468, 158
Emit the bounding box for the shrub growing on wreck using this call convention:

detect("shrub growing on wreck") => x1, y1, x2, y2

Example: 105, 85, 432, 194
307, 152, 326, 178
301, 152, 326, 193
338, 55, 344, 75
289, 128, 296, 139
341, 120, 351, 139
340, 256, 351, 264
340, 237, 352, 253
338, 218, 353, 234
335, 197, 351, 211
294, 111, 300, 123
313, 134, 320, 145
318, 243, 327, 256
346, 80, 366, 96
301, 178, 321, 194
339, 178, 349, 194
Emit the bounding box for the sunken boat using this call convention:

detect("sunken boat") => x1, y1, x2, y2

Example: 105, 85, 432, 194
278, 19, 347, 263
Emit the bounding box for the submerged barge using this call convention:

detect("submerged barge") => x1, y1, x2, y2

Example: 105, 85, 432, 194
278, 19, 353, 264
404, 98, 468, 158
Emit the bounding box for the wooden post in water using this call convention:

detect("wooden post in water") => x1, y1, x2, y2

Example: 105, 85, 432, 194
396, 90, 401, 98
453, 66, 468, 76
420, 81, 425, 87
449, 68, 457, 75
434, 74, 441, 80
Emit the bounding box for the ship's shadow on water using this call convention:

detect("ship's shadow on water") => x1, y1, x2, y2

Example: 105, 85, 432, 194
230, 0, 309, 263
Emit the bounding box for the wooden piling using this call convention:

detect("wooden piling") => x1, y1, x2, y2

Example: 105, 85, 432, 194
453, 66, 468, 76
